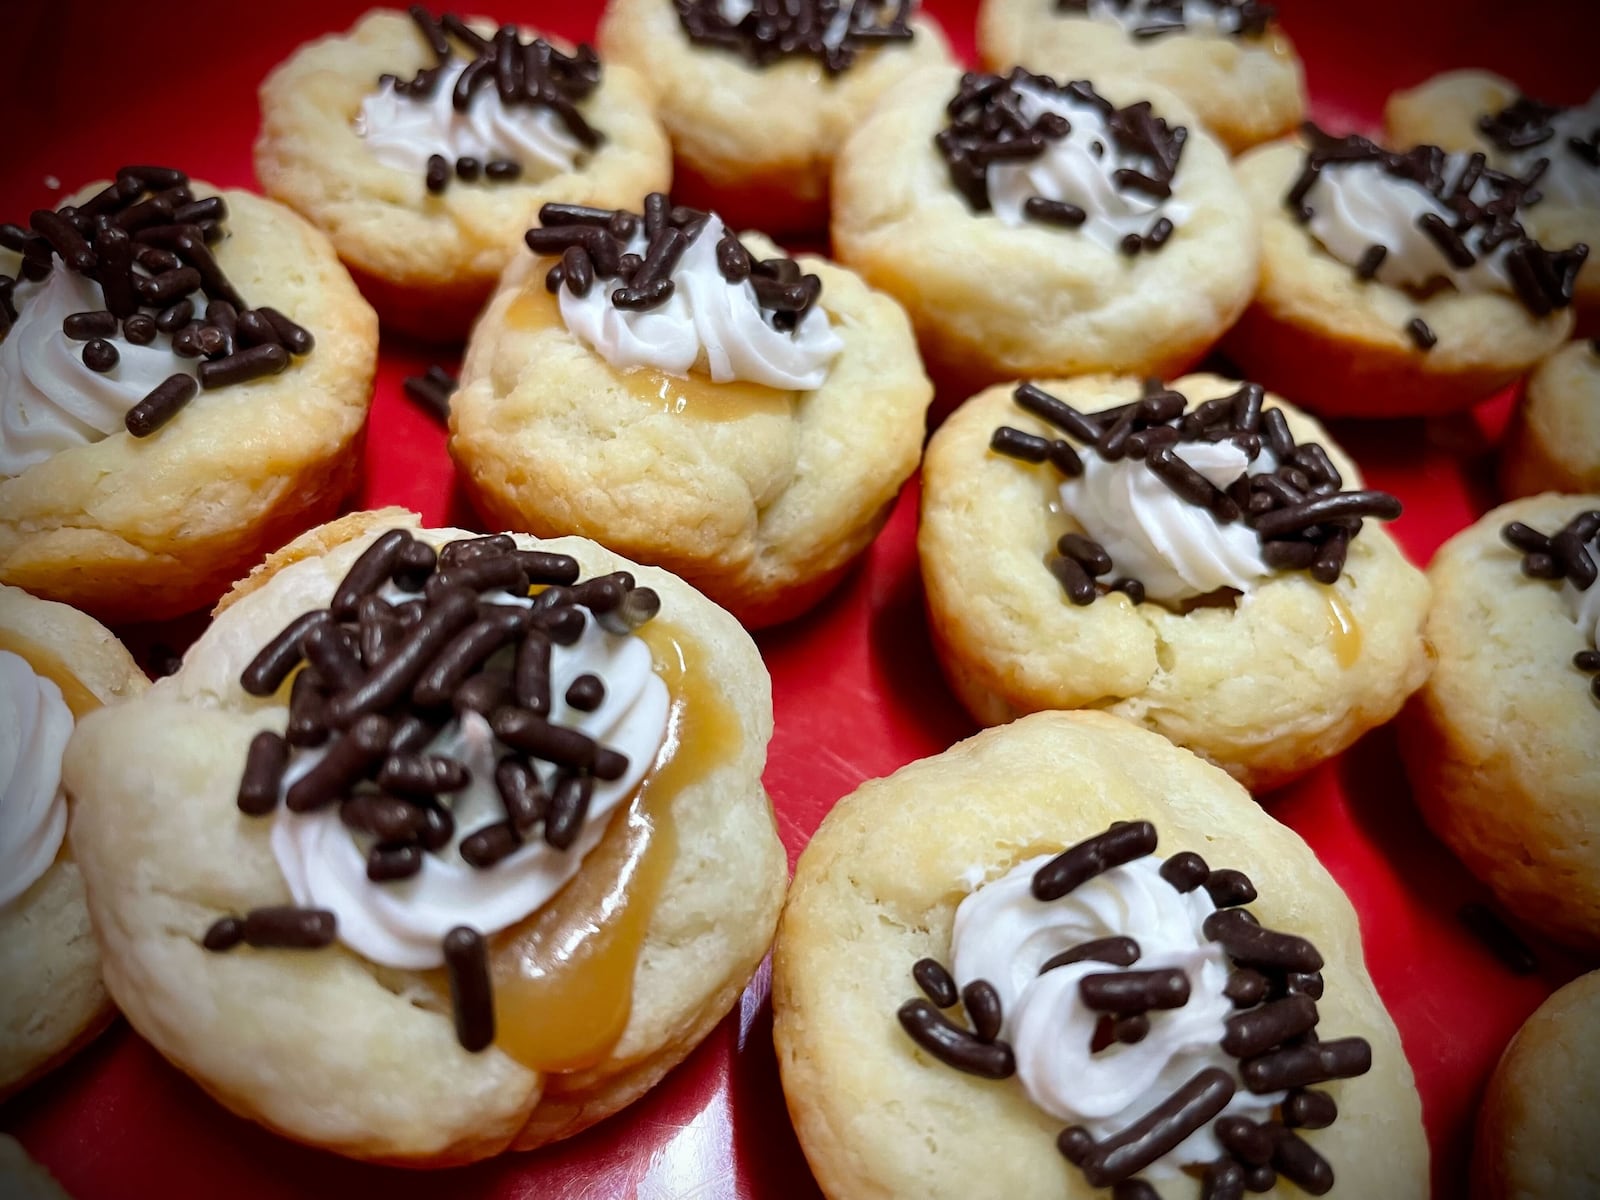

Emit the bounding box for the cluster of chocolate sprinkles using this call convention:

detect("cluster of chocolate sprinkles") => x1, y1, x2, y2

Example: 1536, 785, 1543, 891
0, 165, 314, 436
204, 528, 663, 1052
385, 7, 602, 193
1501, 510, 1600, 701
938, 70, 1186, 255
900, 821, 1368, 1197
1478, 94, 1599, 168
991, 379, 1402, 604
402, 364, 458, 422
675, 0, 913, 74
526, 194, 823, 328
1056, 0, 1274, 39
1287, 124, 1590, 329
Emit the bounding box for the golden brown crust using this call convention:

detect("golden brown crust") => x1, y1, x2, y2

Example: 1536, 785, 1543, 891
1500, 341, 1600, 499
0, 184, 377, 624
254, 9, 672, 340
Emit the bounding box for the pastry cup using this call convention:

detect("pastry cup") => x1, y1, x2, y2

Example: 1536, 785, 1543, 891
0, 583, 145, 1099
919, 373, 1433, 793
0, 183, 377, 624
1224, 137, 1573, 418
450, 236, 932, 628
977, 0, 1306, 154
255, 9, 672, 341
831, 67, 1257, 399
1400, 494, 1600, 953
773, 710, 1428, 1200
596, 0, 953, 235
1500, 340, 1600, 499
63, 509, 786, 1165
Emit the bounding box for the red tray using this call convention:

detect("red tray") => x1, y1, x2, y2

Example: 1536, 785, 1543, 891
3, 2, 1595, 1196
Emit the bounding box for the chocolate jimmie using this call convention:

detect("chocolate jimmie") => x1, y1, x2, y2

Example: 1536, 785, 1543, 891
675, 0, 914, 74
1501, 508, 1600, 700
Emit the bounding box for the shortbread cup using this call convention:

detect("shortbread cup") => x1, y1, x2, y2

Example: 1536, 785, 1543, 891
831, 67, 1258, 400
1224, 137, 1574, 418
595, 0, 953, 235
919, 374, 1433, 794
976, 0, 1306, 154
1385, 70, 1600, 335
255, 9, 672, 341
451, 235, 932, 628
0, 184, 377, 624
63, 509, 787, 1165
1400, 494, 1600, 954
0, 583, 145, 1099
773, 710, 1429, 1200
1500, 340, 1600, 499
1472, 969, 1600, 1200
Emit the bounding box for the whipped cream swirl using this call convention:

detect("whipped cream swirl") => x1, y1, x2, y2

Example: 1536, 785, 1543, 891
0, 266, 199, 476
355, 59, 585, 178
0, 651, 75, 910
1060, 439, 1275, 603
557, 213, 843, 390
951, 853, 1281, 1182
1503, 91, 1600, 212
1072, 0, 1265, 36
1566, 533, 1600, 651
271, 600, 670, 970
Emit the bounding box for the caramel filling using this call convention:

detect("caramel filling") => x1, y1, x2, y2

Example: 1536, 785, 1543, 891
506, 285, 796, 422
0, 629, 102, 718
1320, 588, 1362, 669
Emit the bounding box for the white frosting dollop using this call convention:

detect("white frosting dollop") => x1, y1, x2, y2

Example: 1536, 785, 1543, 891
1305, 153, 1515, 294
271, 601, 670, 970
354, 59, 585, 178
0, 651, 74, 910
1072, 0, 1263, 37
989, 83, 1192, 255
1565, 533, 1600, 650
1503, 91, 1600, 212
1059, 439, 1274, 603
951, 853, 1281, 1183
0, 267, 198, 476
557, 214, 843, 390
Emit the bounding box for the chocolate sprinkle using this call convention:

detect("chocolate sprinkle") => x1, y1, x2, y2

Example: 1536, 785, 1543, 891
443, 925, 495, 1052
403, 364, 458, 421
1055, 0, 1274, 38
675, 0, 914, 74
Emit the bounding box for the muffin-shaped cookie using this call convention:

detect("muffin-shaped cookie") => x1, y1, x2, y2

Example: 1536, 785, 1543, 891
1400, 495, 1600, 953
0, 167, 378, 623
1386, 72, 1600, 335
451, 194, 932, 628
256, 8, 671, 340
1501, 340, 1600, 499
1473, 969, 1600, 1200
977, 0, 1305, 154
63, 510, 786, 1165
597, 0, 952, 235
774, 710, 1429, 1200
1225, 127, 1583, 418
920, 373, 1431, 793
832, 66, 1257, 397
0, 583, 145, 1099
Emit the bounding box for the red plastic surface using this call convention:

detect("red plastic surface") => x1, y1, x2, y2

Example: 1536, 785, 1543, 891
2, 2, 1595, 1196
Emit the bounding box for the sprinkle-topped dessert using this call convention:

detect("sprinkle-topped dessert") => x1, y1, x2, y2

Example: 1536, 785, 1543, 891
674, 0, 916, 73
1054, 0, 1275, 40
1501, 508, 1600, 701
1477, 90, 1600, 212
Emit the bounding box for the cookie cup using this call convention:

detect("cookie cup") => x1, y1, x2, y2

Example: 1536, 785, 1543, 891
831, 67, 1257, 399
773, 710, 1428, 1200
1224, 137, 1573, 418
0, 184, 377, 623
255, 8, 671, 341
1399, 494, 1600, 953
1500, 341, 1600, 498
919, 374, 1433, 793
0, 583, 145, 1099
62, 509, 786, 1165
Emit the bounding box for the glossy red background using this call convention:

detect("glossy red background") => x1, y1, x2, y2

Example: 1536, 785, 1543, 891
2, 2, 1596, 1196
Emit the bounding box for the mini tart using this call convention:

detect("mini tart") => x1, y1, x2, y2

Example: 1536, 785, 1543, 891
62, 509, 786, 1166
773, 710, 1428, 1200
831, 67, 1257, 398
1473, 969, 1600, 1200
0, 182, 377, 624
919, 373, 1432, 793
1385, 70, 1600, 335
451, 231, 931, 628
0, 1138, 72, 1200
0, 583, 145, 1099
976, 0, 1305, 154
596, 0, 952, 235
1501, 340, 1600, 499
254, 9, 671, 340
1224, 136, 1573, 419
1400, 494, 1600, 953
